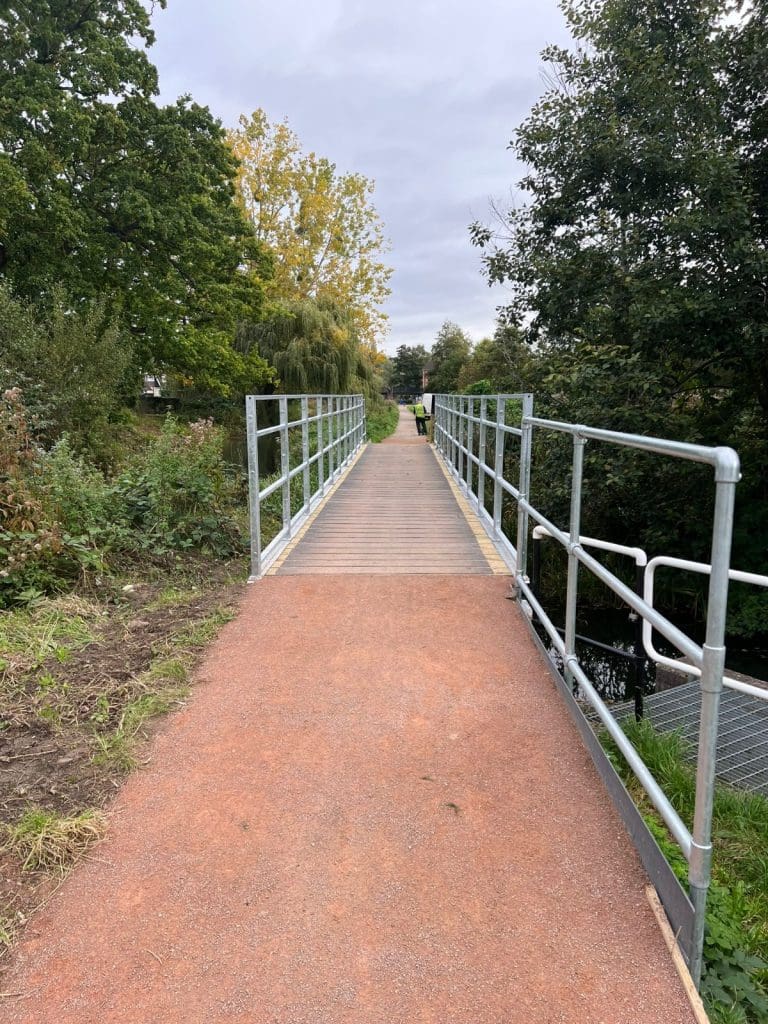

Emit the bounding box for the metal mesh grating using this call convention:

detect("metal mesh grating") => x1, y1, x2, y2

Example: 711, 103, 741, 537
584, 682, 768, 794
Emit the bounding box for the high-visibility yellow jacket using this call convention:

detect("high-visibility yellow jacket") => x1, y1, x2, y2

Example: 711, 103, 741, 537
414, 403, 425, 417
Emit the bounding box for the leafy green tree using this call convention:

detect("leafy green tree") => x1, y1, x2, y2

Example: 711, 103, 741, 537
471, 0, 763, 402
229, 110, 393, 347
0, 285, 134, 459
0, 1, 271, 393
470, 0, 768, 633
428, 322, 471, 394
390, 344, 428, 395
456, 325, 532, 393
236, 298, 374, 395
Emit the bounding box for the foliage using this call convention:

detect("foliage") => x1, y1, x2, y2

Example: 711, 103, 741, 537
0, 389, 99, 606
469, 0, 768, 631
366, 400, 399, 443
114, 417, 244, 558
2, 807, 106, 874
605, 719, 768, 1023
0, 391, 246, 606
428, 322, 472, 394
457, 325, 532, 394
0, 285, 134, 459
229, 109, 392, 347
237, 297, 378, 399
0, 1, 272, 392
390, 344, 429, 395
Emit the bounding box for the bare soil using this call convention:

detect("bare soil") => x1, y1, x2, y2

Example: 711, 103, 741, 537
0, 558, 244, 964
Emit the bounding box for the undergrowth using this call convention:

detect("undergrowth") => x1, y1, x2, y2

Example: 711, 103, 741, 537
1, 807, 106, 874
366, 400, 399, 442
604, 719, 768, 1023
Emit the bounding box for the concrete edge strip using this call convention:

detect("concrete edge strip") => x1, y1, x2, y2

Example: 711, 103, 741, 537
430, 446, 510, 575
645, 886, 710, 1024
267, 444, 369, 575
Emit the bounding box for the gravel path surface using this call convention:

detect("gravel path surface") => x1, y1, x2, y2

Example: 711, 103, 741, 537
2, 576, 694, 1023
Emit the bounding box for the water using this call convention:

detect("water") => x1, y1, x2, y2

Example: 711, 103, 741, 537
532, 603, 768, 705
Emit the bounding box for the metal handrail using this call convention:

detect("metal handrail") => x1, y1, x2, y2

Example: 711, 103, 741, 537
433, 393, 741, 987
246, 394, 366, 579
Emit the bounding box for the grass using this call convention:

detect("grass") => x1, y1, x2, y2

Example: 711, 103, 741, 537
604, 719, 768, 1023
2, 807, 106, 874
92, 686, 189, 771
0, 596, 101, 674
89, 606, 233, 770
366, 400, 399, 443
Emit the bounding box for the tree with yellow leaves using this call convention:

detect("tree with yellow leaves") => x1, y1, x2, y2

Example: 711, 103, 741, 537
228, 110, 392, 348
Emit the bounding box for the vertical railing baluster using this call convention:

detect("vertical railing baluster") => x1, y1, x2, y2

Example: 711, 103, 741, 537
318, 397, 325, 494
466, 396, 474, 496
301, 396, 310, 511
279, 395, 291, 538
246, 395, 262, 580
493, 397, 505, 538
478, 396, 487, 514
564, 432, 586, 689
515, 393, 534, 581
688, 452, 740, 986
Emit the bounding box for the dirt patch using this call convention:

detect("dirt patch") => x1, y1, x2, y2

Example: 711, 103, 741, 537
0, 557, 245, 962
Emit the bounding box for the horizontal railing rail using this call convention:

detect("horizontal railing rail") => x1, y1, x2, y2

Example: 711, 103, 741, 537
245, 394, 366, 579
433, 393, 741, 987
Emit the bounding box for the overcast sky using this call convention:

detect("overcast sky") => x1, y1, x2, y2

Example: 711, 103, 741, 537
149, 0, 573, 355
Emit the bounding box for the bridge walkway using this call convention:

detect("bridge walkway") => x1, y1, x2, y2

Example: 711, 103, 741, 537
2, 411, 695, 1023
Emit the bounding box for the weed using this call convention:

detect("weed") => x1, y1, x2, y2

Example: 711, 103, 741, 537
175, 607, 235, 647
0, 596, 100, 674
92, 687, 188, 772
366, 400, 399, 443
0, 915, 14, 949
2, 807, 106, 874
604, 719, 768, 1023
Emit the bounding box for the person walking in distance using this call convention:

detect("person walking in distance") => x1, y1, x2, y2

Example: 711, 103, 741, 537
413, 400, 427, 436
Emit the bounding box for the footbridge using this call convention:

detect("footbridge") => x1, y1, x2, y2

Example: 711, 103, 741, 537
5, 394, 750, 1023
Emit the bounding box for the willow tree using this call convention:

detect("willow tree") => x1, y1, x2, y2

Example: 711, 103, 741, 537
228, 110, 392, 347
236, 298, 376, 396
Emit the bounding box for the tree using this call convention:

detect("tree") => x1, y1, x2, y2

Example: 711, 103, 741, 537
390, 344, 428, 395
456, 325, 532, 393
428, 322, 471, 394
0, 1, 271, 394
236, 298, 375, 396
470, 0, 768, 633
229, 110, 393, 347
470, 0, 764, 403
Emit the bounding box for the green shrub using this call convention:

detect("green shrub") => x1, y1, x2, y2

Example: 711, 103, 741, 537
366, 399, 399, 442
0, 390, 101, 606
114, 417, 244, 558
0, 284, 137, 463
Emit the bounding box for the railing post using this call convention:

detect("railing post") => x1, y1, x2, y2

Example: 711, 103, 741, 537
493, 397, 505, 538
301, 396, 310, 510
279, 395, 291, 538
564, 432, 586, 688
515, 393, 534, 581
465, 396, 474, 497
318, 397, 325, 494
457, 397, 464, 482
478, 396, 487, 513
688, 456, 740, 987
246, 395, 262, 581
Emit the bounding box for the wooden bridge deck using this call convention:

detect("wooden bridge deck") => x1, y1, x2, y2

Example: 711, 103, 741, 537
1, 409, 696, 1024
274, 411, 506, 576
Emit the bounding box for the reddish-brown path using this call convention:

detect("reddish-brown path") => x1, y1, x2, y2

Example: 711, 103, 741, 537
2, 574, 694, 1023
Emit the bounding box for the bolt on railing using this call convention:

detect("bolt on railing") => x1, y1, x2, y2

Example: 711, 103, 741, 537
245, 394, 366, 579
433, 393, 741, 987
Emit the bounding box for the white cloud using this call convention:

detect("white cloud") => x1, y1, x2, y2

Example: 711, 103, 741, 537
149, 0, 572, 354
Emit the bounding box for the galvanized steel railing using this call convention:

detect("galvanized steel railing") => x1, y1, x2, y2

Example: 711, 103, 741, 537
433, 393, 741, 986
246, 394, 366, 579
